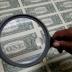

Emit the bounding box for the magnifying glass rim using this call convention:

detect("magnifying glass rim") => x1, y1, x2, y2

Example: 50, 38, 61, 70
0, 14, 50, 68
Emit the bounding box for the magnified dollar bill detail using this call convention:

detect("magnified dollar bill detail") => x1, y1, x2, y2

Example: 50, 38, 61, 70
1, 17, 34, 37
0, 17, 46, 65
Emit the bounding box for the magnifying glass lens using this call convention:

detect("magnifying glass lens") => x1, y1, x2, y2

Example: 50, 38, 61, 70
0, 17, 46, 64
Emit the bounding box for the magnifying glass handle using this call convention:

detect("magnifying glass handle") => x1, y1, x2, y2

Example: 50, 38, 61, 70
50, 37, 63, 53
57, 47, 63, 53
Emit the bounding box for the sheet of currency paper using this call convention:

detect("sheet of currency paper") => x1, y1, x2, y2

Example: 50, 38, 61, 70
0, 0, 72, 72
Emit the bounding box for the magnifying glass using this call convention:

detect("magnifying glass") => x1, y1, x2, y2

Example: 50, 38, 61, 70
0, 14, 53, 68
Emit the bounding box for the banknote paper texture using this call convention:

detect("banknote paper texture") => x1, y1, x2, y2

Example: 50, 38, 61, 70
39, 14, 62, 27
0, 59, 4, 72
0, 0, 20, 11
21, 0, 50, 6
0, 10, 23, 21
0, 0, 72, 72
25, 3, 56, 17
48, 56, 72, 72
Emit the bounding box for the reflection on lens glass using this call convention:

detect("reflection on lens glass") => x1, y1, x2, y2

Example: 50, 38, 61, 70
0, 18, 45, 64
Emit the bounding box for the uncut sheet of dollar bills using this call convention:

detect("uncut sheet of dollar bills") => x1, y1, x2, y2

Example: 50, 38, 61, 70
0, 0, 72, 72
